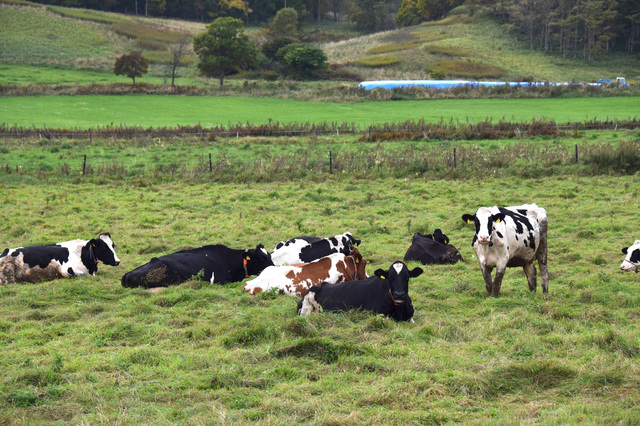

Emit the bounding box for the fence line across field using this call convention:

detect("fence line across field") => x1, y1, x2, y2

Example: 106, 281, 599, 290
0, 144, 593, 177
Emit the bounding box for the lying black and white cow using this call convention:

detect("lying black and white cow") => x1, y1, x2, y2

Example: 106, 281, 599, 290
270, 232, 361, 266
462, 204, 548, 297
297, 261, 423, 322
621, 240, 640, 273
403, 229, 464, 265
0, 233, 120, 284
120, 244, 273, 288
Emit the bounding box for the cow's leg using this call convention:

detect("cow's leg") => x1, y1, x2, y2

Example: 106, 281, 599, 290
298, 292, 319, 316
481, 265, 494, 296
524, 262, 537, 292
491, 268, 506, 297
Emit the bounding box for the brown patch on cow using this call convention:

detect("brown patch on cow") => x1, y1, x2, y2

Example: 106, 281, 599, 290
249, 285, 262, 295
145, 264, 168, 285
346, 249, 368, 281
0, 252, 63, 284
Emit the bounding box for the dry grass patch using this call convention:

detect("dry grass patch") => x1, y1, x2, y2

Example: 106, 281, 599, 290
356, 55, 401, 67
368, 41, 422, 54
424, 45, 468, 56
428, 59, 506, 79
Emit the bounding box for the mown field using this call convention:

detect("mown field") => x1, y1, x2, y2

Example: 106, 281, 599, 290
2, 95, 640, 129
1, 132, 640, 423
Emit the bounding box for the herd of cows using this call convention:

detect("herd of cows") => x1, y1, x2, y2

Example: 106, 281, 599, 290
1, 203, 639, 322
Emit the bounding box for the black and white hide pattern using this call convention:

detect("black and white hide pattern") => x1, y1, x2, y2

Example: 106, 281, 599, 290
0, 233, 120, 284
270, 232, 361, 266
461, 204, 548, 297
621, 240, 640, 273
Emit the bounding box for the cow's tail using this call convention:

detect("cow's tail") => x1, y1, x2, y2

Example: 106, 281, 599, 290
297, 288, 319, 316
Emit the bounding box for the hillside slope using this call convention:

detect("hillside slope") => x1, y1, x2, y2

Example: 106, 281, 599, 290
0, 2, 639, 84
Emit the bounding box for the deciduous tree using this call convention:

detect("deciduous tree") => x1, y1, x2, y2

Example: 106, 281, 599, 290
113, 51, 149, 86
193, 17, 258, 87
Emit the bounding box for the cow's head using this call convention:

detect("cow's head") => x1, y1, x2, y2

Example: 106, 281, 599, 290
347, 249, 368, 279
245, 244, 274, 275
462, 207, 505, 246
621, 240, 640, 273
90, 233, 120, 266
343, 232, 361, 249
375, 261, 423, 304
427, 229, 449, 245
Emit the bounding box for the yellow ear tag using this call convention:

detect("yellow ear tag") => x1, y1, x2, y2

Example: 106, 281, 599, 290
355, 258, 360, 263
380, 275, 386, 280
445, 240, 449, 244
246, 256, 251, 260
467, 219, 471, 224
92, 243, 96, 247
495, 218, 501, 223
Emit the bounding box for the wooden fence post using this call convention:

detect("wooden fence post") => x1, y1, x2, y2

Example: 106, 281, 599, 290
82, 154, 87, 175
453, 147, 457, 168
575, 144, 578, 163
329, 151, 333, 174
209, 153, 212, 172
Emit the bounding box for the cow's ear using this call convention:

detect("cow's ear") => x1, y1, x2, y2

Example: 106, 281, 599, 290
622, 247, 629, 254
374, 269, 387, 279
89, 239, 98, 248
256, 244, 264, 249
493, 213, 506, 223
635, 240, 640, 246
355, 257, 360, 264
409, 267, 423, 278
461, 214, 475, 224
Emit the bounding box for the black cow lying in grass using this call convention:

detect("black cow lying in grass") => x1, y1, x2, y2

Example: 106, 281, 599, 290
403, 229, 464, 265
297, 261, 423, 322
121, 244, 273, 288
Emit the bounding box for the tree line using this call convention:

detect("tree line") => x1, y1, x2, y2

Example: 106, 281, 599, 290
31, 0, 640, 57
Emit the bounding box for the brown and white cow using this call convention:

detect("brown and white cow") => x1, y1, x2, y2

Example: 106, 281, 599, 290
243, 249, 367, 296
621, 240, 640, 273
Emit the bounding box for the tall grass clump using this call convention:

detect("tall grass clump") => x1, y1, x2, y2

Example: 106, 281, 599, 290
427, 60, 507, 79
356, 55, 401, 67
581, 140, 640, 174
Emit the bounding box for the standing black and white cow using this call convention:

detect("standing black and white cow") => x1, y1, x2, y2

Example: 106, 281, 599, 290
297, 261, 423, 322
621, 240, 640, 273
270, 232, 361, 266
121, 244, 273, 288
0, 233, 120, 284
461, 204, 548, 297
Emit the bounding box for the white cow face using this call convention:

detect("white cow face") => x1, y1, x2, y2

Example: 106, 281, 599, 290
621, 240, 640, 273
462, 207, 506, 246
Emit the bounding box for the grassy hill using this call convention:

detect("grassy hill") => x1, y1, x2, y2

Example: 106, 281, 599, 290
1, 1, 640, 88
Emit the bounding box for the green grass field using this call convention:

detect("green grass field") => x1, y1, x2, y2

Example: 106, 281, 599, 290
2, 96, 639, 129
0, 172, 639, 423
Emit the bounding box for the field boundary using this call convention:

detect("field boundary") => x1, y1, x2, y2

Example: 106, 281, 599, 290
2, 118, 639, 141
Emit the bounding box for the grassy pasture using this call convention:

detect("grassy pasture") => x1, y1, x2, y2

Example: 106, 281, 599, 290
2, 96, 639, 129
0, 172, 639, 423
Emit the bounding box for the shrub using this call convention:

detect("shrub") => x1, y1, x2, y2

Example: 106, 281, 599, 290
356, 55, 401, 67
261, 70, 280, 81
276, 43, 328, 77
